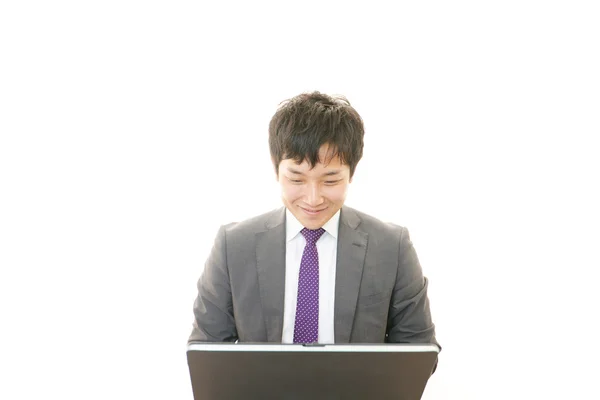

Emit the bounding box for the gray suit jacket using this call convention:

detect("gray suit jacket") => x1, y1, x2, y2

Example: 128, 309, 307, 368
189, 205, 439, 349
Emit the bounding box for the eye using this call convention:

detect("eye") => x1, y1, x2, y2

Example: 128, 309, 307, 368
288, 178, 303, 183
325, 180, 341, 185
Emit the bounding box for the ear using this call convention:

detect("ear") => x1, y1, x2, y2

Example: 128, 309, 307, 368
273, 159, 281, 181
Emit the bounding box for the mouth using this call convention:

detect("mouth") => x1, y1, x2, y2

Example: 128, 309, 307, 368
300, 206, 327, 216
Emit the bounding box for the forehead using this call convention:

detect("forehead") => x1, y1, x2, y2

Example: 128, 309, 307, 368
281, 144, 348, 173
280, 156, 348, 175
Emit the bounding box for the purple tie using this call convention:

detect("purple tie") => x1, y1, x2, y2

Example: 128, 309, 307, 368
293, 227, 326, 344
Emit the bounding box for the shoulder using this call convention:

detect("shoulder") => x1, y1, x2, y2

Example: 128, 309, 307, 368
345, 206, 417, 264
344, 205, 407, 237
221, 207, 285, 237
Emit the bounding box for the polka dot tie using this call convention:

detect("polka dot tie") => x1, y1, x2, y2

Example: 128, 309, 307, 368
293, 227, 325, 344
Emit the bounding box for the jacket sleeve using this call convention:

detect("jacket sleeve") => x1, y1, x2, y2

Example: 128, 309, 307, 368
188, 225, 238, 343
386, 227, 440, 373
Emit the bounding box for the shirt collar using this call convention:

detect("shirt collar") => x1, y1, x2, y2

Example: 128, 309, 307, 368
286, 207, 340, 242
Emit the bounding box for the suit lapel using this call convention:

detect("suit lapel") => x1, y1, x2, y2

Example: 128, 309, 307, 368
335, 206, 368, 343
255, 207, 286, 342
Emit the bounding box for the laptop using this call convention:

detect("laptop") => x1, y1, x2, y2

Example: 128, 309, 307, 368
187, 342, 439, 400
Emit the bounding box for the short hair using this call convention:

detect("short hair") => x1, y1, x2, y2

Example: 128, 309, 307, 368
268, 91, 365, 178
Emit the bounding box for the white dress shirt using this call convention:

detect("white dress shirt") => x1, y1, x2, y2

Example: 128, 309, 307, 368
281, 208, 339, 344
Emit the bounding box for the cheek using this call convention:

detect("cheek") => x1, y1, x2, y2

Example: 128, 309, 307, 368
281, 183, 302, 202
324, 186, 348, 204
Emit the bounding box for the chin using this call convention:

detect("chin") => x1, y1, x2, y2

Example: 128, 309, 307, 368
304, 221, 324, 230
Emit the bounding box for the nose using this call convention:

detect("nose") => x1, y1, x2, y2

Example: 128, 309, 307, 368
305, 182, 324, 207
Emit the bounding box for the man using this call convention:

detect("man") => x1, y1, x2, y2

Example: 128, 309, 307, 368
189, 92, 439, 355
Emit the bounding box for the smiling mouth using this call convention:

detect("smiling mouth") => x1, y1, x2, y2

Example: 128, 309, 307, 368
300, 207, 326, 215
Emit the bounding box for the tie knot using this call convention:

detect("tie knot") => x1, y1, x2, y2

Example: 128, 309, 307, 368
301, 227, 325, 245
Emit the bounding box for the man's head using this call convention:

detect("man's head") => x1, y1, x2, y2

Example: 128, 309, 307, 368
268, 91, 364, 229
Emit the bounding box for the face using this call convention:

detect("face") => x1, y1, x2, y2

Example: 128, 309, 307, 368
277, 145, 352, 230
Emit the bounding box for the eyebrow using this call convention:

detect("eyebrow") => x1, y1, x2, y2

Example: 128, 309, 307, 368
286, 167, 342, 177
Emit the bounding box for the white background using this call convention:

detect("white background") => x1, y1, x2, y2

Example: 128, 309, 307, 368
1, 1, 599, 399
